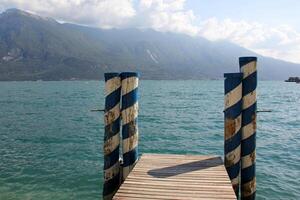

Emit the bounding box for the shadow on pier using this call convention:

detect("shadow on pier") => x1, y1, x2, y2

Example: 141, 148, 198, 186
147, 156, 223, 178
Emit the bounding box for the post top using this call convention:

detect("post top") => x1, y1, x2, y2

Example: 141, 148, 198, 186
120, 72, 139, 79
224, 72, 243, 78
239, 57, 257, 67
104, 72, 120, 81
239, 56, 257, 61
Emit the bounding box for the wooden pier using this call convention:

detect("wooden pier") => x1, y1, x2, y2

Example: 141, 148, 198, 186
113, 153, 237, 200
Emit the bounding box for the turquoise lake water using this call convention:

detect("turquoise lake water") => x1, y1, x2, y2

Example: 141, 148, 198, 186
0, 80, 299, 200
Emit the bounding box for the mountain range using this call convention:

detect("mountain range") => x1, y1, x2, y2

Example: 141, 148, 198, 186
1, 8, 300, 80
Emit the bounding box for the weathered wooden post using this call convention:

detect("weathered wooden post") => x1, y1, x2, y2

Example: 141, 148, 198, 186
239, 57, 257, 200
103, 73, 121, 200
120, 72, 139, 181
224, 73, 243, 198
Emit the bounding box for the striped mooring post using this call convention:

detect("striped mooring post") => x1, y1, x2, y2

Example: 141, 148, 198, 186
120, 72, 139, 181
224, 73, 243, 198
103, 73, 122, 200
239, 57, 257, 200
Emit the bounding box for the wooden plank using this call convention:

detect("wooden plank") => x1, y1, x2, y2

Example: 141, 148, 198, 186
113, 153, 237, 200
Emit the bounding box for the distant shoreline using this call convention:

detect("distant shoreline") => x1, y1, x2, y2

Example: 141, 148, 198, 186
0, 78, 223, 81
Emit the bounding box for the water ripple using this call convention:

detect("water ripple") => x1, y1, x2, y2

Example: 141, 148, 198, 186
0, 80, 299, 199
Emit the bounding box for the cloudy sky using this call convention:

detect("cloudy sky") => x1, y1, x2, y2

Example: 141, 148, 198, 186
1, 0, 300, 64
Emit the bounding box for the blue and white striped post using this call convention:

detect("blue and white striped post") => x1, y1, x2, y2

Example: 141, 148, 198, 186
120, 72, 139, 181
239, 57, 257, 200
103, 73, 121, 200
224, 73, 243, 198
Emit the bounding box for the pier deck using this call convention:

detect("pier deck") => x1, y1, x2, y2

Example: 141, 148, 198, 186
113, 153, 237, 200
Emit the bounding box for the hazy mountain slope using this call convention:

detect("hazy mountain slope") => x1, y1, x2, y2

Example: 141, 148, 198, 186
0, 8, 299, 80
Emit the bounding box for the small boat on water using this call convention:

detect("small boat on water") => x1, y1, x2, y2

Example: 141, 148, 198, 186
285, 77, 300, 83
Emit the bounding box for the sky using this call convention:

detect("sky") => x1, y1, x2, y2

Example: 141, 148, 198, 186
1, 0, 300, 64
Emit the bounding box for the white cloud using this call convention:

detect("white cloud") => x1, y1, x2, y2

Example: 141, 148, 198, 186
134, 0, 199, 35
1, 0, 199, 34
1, 0, 300, 63
199, 18, 300, 63
1, 0, 136, 28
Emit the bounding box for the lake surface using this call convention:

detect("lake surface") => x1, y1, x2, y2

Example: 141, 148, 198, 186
0, 80, 299, 200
